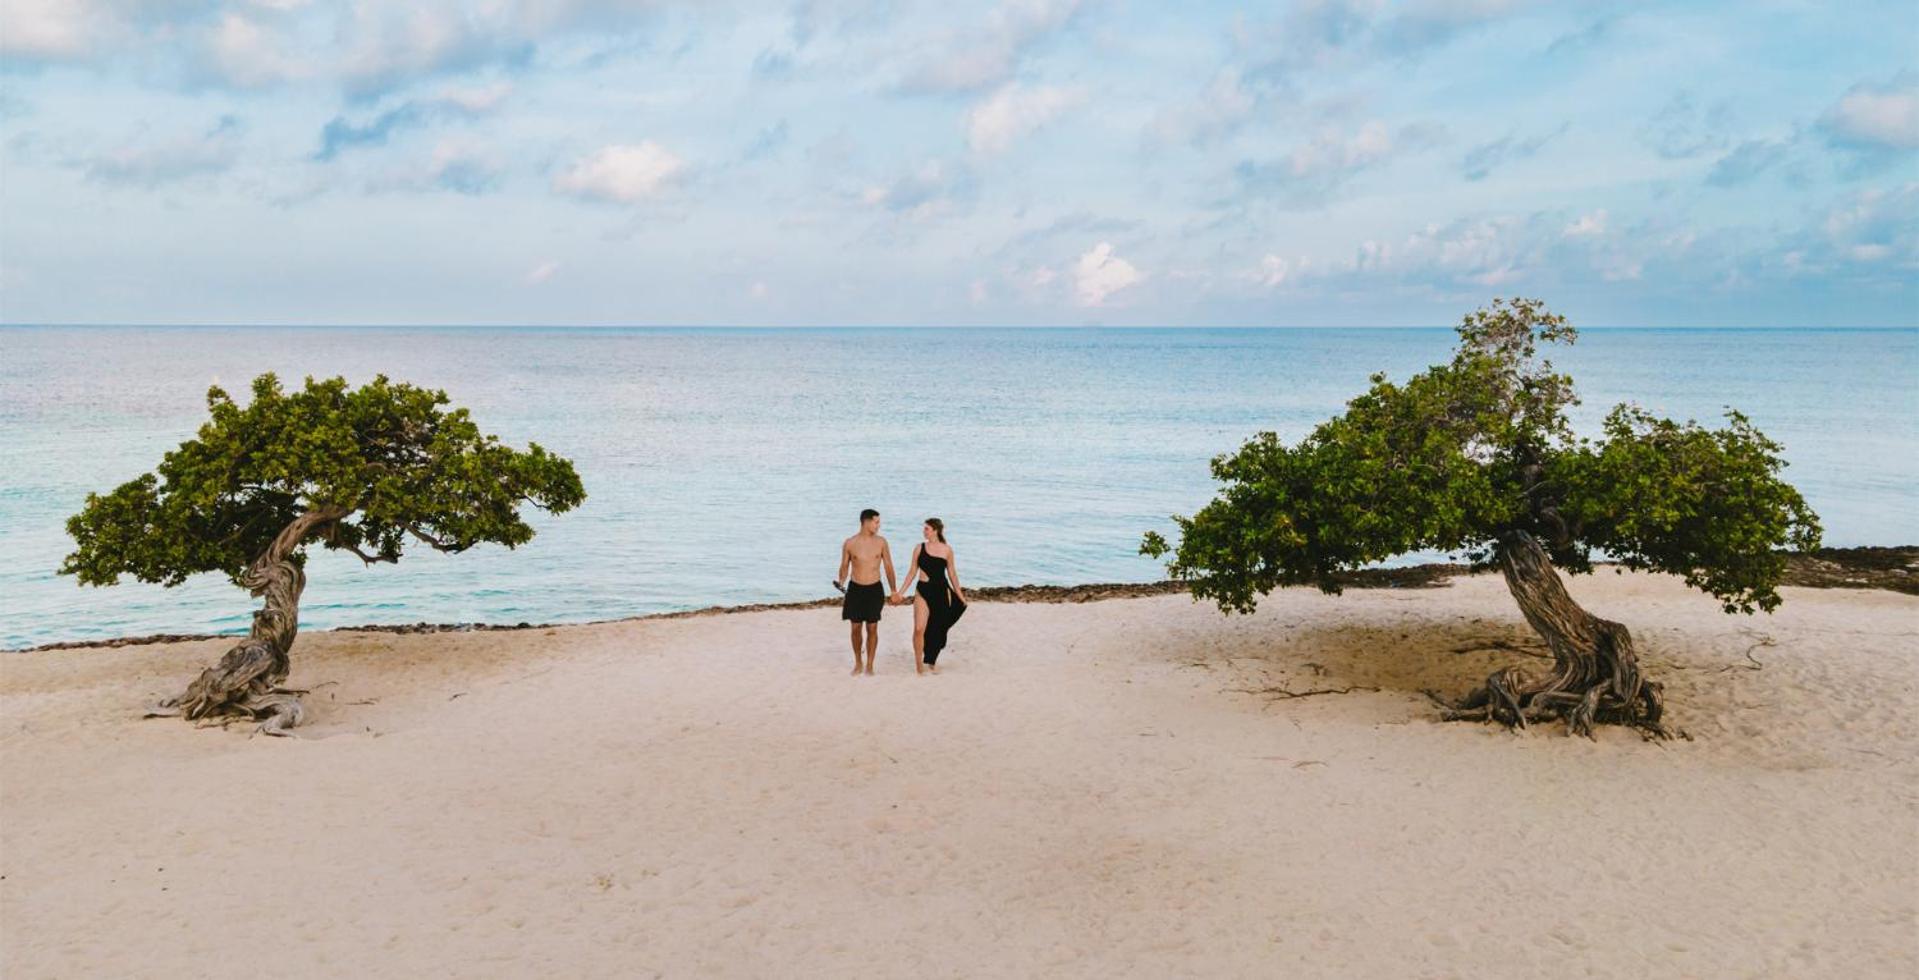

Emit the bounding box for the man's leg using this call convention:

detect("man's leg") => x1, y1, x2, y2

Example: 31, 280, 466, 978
849, 621, 865, 675
864, 623, 879, 674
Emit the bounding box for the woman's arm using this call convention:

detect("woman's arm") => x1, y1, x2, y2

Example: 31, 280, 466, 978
947, 549, 967, 604
891, 544, 921, 603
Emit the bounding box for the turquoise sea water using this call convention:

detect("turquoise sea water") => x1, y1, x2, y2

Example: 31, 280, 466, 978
1, 326, 1913, 649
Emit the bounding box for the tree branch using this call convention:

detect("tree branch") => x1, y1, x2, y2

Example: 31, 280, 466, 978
406, 524, 463, 552
336, 540, 396, 565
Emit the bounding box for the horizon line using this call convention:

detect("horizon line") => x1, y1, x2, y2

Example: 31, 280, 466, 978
5, 322, 1915, 331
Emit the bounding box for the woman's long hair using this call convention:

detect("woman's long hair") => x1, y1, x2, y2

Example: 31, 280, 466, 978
925, 518, 946, 543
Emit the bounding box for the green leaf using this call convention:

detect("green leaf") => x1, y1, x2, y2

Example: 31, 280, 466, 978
62, 374, 587, 588
1141, 298, 1819, 616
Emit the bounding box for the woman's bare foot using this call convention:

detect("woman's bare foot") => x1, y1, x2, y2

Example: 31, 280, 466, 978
928, 663, 940, 674
915, 662, 926, 675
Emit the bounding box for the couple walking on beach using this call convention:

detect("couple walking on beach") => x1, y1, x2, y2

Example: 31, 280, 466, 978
835, 509, 968, 676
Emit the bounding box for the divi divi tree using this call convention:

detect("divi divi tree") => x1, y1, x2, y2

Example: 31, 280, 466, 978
63, 374, 586, 734
1142, 299, 1819, 737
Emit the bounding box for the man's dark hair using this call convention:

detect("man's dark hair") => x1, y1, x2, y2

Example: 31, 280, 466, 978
860, 508, 880, 523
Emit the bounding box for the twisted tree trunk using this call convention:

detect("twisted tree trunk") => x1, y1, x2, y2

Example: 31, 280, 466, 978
1449, 530, 1668, 738
148, 507, 347, 735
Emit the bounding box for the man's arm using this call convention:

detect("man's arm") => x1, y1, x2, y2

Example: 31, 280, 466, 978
836, 540, 851, 587
881, 539, 898, 594
892, 544, 920, 603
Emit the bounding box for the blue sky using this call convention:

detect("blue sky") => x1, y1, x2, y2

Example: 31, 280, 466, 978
1, 1, 1914, 326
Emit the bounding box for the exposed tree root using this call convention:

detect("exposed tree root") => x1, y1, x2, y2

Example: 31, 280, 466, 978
1233, 685, 1380, 700
148, 508, 342, 736
145, 639, 306, 736
1445, 531, 1671, 739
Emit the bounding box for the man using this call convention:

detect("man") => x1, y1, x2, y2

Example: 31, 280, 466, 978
836, 508, 898, 676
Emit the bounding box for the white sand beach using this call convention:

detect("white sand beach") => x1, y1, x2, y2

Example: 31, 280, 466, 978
3, 570, 1915, 978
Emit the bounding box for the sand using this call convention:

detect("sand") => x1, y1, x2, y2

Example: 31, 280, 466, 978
2, 570, 1915, 978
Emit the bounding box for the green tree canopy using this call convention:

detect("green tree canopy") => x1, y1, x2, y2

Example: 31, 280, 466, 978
64, 373, 585, 588
1143, 298, 1820, 614
1142, 299, 1820, 735
64, 372, 585, 734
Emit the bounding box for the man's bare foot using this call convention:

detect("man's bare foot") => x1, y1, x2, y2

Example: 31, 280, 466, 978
863, 664, 874, 675
851, 663, 863, 676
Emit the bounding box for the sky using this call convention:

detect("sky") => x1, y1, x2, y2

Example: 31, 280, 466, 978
0, 1, 1914, 327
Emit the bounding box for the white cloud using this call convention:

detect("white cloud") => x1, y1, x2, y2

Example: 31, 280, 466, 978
1236, 120, 1446, 205
1239, 0, 1521, 79
360, 138, 502, 195
1470, 265, 1521, 286
1385, 0, 1525, 51
206, 11, 310, 88
439, 81, 514, 113
0, 0, 95, 59
1241, 0, 1385, 77
1749, 185, 1919, 283
969, 279, 989, 304
1596, 253, 1643, 281
525, 259, 561, 284
363, 138, 503, 195
860, 159, 963, 219
84, 117, 245, 188
966, 83, 1085, 155
1281, 208, 1713, 295
1353, 239, 1390, 272
2, 1, 660, 93
1256, 254, 1294, 287
426, 140, 502, 192
330, 1, 664, 96
1381, 215, 1538, 288
1220, 210, 1677, 300
1641, 92, 1735, 160
1563, 209, 1607, 238
1073, 241, 1140, 306
1821, 76, 1919, 151
1030, 265, 1058, 286
1817, 183, 1918, 268
315, 87, 510, 161
1146, 68, 1256, 148
902, 0, 1083, 93
554, 141, 686, 204
335, 3, 523, 97
1460, 124, 1565, 180
1289, 121, 1396, 175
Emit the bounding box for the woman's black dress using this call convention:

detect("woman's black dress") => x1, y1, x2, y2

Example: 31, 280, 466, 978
916, 546, 966, 665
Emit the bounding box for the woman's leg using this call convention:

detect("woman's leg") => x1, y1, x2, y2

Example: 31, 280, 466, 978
923, 585, 950, 671
912, 596, 929, 675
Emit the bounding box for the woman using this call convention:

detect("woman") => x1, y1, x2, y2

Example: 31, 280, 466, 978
892, 518, 968, 674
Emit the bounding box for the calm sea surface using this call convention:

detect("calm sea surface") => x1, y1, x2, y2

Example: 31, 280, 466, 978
2, 326, 1913, 649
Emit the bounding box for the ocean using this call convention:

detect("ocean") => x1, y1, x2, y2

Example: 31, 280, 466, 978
1, 326, 1913, 649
